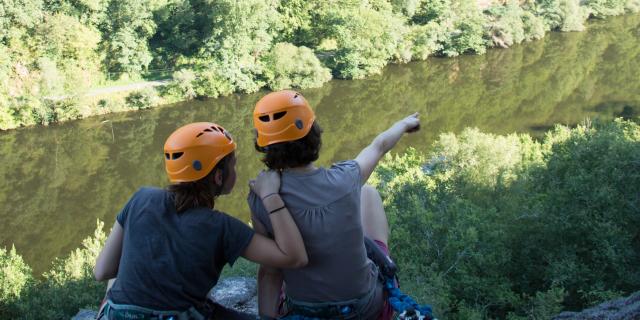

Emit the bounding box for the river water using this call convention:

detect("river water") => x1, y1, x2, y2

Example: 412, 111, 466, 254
1, 14, 639, 275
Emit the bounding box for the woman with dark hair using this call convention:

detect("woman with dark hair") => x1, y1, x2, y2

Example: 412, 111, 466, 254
94, 122, 308, 320
248, 90, 420, 320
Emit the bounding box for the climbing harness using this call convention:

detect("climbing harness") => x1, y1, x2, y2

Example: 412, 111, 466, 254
276, 238, 436, 320
98, 299, 205, 320
385, 277, 434, 320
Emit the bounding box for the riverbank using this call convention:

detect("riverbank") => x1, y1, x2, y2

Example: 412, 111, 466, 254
2, 12, 639, 276
1, 119, 638, 319
1, 1, 639, 130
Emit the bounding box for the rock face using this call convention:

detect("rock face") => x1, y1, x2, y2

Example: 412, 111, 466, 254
71, 309, 98, 320
209, 276, 258, 315
553, 291, 640, 320
72, 276, 258, 319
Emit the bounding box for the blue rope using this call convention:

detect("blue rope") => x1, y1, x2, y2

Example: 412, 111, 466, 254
384, 277, 434, 320
279, 277, 435, 320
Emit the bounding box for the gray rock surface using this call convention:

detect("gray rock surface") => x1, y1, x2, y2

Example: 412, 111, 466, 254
71, 309, 98, 320
553, 291, 640, 320
209, 276, 258, 315
71, 276, 258, 319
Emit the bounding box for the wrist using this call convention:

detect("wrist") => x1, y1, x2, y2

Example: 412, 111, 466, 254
262, 194, 285, 212
395, 121, 409, 132
261, 192, 279, 201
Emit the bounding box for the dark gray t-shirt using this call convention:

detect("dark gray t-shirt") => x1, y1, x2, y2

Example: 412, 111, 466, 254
108, 187, 254, 311
248, 160, 378, 303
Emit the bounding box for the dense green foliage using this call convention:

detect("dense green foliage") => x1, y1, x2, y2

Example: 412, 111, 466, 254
0, 221, 107, 319
1, 12, 638, 276
1, 121, 638, 319
370, 120, 640, 319
262, 43, 332, 90
2, 0, 639, 129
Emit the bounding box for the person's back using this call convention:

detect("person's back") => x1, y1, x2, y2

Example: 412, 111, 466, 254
249, 161, 374, 301
93, 122, 308, 320
249, 90, 420, 319
109, 187, 251, 310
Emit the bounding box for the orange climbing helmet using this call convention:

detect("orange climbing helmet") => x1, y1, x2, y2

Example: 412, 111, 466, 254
253, 90, 316, 147
164, 122, 236, 183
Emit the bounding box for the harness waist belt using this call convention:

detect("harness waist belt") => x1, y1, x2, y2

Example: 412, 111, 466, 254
103, 300, 205, 320
284, 284, 377, 319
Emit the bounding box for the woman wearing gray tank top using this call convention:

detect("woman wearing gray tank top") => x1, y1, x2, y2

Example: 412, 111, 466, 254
248, 90, 421, 320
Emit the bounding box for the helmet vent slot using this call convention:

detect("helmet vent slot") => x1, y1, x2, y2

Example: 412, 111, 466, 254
165, 153, 170, 160
196, 132, 204, 138
211, 126, 219, 131
259, 115, 270, 122
172, 152, 184, 160
273, 111, 287, 120
204, 128, 213, 132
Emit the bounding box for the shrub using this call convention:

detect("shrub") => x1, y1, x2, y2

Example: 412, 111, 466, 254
191, 63, 235, 99
166, 69, 197, 100
583, 0, 627, 17
321, 3, 407, 79
13, 222, 107, 319
0, 246, 33, 318
0, 103, 21, 130
407, 22, 447, 60
441, 16, 488, 56
413, 0, 451, 24
414, 0, 488, 56
559, 0, 589, 31
10, 96, 44, 128
521, 11, 546, 41
125, 87, 159, 110
261, 42, 332, 90
534, 0, 588, 31
390, 0, 422, 17
486, 1, 545, 48
0, 221, 107, 319
372, 120, 640, 318
42, 98, 83, 123
195, 0, 281, 93
626, 0, 640, 12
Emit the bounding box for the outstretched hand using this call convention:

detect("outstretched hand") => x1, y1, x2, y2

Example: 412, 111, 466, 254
249, 170, 281, 199
399, 112, 420, 133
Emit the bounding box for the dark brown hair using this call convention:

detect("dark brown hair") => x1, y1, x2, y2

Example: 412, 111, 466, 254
255, 122, 323, 170
167, 153, 233, 213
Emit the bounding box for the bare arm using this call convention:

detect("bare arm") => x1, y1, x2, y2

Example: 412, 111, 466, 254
252, 217, 285, 318
355, 113, 420, 184
242, 170, 308, 268
94, 221, 124, 281
258, 265, 284, 317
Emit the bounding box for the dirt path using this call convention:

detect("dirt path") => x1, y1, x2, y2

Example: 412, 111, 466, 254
46, 79, 170, 101
87, 80, 170, 97
477, 0, 494, 9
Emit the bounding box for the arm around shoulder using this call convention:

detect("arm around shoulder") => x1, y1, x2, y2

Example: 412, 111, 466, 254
242, 171, 308, 268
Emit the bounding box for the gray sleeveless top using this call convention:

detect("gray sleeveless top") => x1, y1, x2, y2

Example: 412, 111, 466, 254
248, 160, 376, 302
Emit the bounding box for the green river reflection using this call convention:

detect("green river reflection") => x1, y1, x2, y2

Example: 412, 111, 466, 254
1, 14, 639, 275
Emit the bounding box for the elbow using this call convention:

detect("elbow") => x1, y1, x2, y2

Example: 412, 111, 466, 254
296, 258, 308, 268
290, 254, 308, 268
94, 266, 107, 281
278, 254, 308, 269
94, 264, 115, 281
